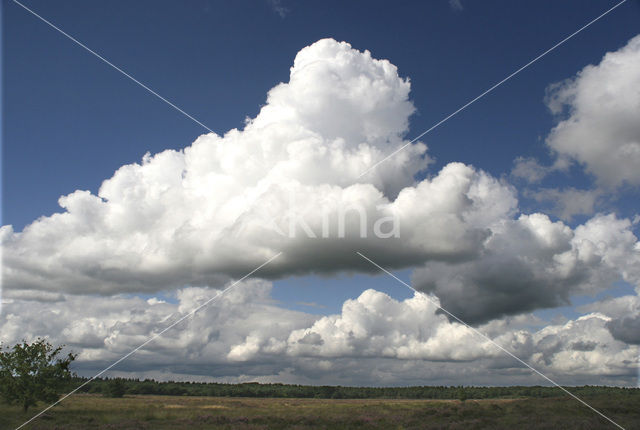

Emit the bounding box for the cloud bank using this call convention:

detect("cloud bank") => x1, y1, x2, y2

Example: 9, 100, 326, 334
1, 282, 637, 386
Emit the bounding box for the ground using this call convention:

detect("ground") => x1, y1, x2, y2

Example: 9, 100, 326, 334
1, 394, 638, 429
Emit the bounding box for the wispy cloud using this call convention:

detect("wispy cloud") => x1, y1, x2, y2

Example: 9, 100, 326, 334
449, 0, 463, 11
268, 0, 289, 18
295, 301, 327, 309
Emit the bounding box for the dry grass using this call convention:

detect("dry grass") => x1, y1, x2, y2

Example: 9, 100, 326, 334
1, 393, 638, 429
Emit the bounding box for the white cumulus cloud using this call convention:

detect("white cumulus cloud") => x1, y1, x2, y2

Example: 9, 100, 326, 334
545, 35, 640, 188
1, 282, 636, 386
2, 39, 524, 295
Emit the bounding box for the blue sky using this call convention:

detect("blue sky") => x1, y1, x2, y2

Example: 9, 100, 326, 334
4, 0, 640, 229
2, 0, 640, 387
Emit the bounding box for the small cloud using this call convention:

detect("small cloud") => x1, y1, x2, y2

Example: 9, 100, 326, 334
511, 156, 550, 184
268, 0, 289, 18
147, 297, 167, 305
527, 187, 602, 221
449, 0, 463, 11
296, 301, 326, 309
544, 35, 640, 189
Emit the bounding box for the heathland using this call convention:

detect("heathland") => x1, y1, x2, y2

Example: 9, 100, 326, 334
1, 381, 638, 429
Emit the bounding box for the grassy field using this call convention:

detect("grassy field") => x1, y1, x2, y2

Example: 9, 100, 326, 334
1, 394, 638, 429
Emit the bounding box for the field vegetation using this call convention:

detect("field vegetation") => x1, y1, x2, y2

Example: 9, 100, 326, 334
1, 382, 638, 429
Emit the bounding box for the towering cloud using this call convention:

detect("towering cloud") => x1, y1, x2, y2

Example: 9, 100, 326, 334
2, 39, 519, 295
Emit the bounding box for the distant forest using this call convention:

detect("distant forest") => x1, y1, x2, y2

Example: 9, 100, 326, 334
73, 377, 639, 400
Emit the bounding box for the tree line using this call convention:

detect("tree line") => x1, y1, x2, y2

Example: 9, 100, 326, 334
81, 377, 640, 400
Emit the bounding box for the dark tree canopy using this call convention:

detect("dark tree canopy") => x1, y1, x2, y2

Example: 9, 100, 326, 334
71, 377, 640, 401
0, 338, 76, 412
105, 378, 126, 398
